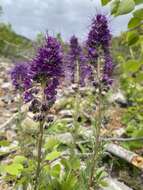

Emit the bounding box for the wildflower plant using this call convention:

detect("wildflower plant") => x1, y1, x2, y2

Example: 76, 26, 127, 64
66, 35, 92, 86
86, 14, 113, 188
10, 63, 32, 149
10, 62, 32, 112
8, 11, 115, 190
27, 34, 63, 189
4, 0, 143, 189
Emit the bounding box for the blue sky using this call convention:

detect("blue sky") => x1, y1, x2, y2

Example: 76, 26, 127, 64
0, 0, 131, 40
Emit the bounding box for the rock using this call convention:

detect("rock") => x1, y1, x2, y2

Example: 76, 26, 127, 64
6, 130, 17, 142
0, 100, 5, 107
112, 128, 125, 137
56, 133, 73, 144
22, 118, 39, 130
102, 177, 133, 190
59, 110, 73, 118
1, 95, 14, 104
0, 79, 3, 85
1, 82, 11, 90
108, 90, 128, 107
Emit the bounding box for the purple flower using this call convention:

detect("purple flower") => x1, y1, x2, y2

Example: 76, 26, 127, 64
80, 63, 93, 87
87, 14, 111, 49
87, 48, 98, 64
66, 35, 81, 83
23, 91, 33, 103
87, 14, 111, 62
66, 35, 93, 85
87, 14, 114, 88
102, 55, 114, 86
10, 63, 31, 91
30, 35, 63, 102
69, 35, 81, 61
44, 78, 59, 102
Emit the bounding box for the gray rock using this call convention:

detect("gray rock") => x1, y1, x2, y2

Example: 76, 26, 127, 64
102, 178, 132, 190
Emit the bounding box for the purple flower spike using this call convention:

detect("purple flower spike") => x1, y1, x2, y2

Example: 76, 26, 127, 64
10, 63, 31, 91
31, 35, 63, 82
30, 34, 63, 102
24, 91, 33, 103
66, 35, 93, 86
69, 35, 81, 61
87, 14, 111, 52
80, 62, 93, 87
87, 14, 114, 88
66, 35, 81, 83
102, 55, 114, 86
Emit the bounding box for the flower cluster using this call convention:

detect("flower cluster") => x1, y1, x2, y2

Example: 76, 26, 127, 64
31, 35, 63, 81
87, 14, 111, 55
10, 63, 31, 92
102, 55, 114, 86
66, 35, 81, 83
30, 35, 63, 102
66, 35, 92, 86
87, 14, 113, 87
79, 63, 93, 87
69, 35, 81, 61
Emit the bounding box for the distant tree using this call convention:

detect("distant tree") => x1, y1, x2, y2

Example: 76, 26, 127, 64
56, 33, 63, 43
0, 6, 3, 15
35, 32, 45, 46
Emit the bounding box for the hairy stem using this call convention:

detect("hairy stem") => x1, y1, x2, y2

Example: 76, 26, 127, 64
34, 120, 44, 190
88, 57, 102, 189
34, 87, 46, 190
70, 60, 80, 156
17, 91, 25, 152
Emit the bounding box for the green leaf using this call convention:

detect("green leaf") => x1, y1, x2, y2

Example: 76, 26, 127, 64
44, 137, 60, 151
101, 0, 111, 5
69, 157, 80, 170
134, 0, 143, 5
0, 140, 10, 146
50, 164, 61, 177
135, 72, 143, 82
132, 128, 143, 137
123, 60, 141, 72
133, 8, 143, 19
61, 172, 78, 190
128, 17, 141, 29
99, 180, 109, 187
115, 0, 135, 16
46, 150, 61, 161
13, 156, 27, 164
122, 127, 143, 149
96, 167, 107, 180
0, 165, 5, 175
5, 163, 23, 176
127, 31, 139, 46
111, 0, 120, 15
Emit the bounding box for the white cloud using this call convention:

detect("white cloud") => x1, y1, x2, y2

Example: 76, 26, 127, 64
0, 0, 130, 40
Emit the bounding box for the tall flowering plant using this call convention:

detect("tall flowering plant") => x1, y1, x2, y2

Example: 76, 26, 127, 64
10, 35, 63, 189
65, 36, 93, 156
9, 14, 114, 190
10, 63, 32, 150
10, 63, 32, 93
66, 35, 92, 86
28, 35, 63, 190
87, 14, 114, 188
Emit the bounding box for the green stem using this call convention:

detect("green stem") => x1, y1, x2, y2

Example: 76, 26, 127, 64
70, 60, 80, 157
17, 91, 25, 152
34, 120, 44, 190
34, 86, 46, 190
17, 91, 23, 126
88, 57, 102, 189
74, 60, 80, 135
